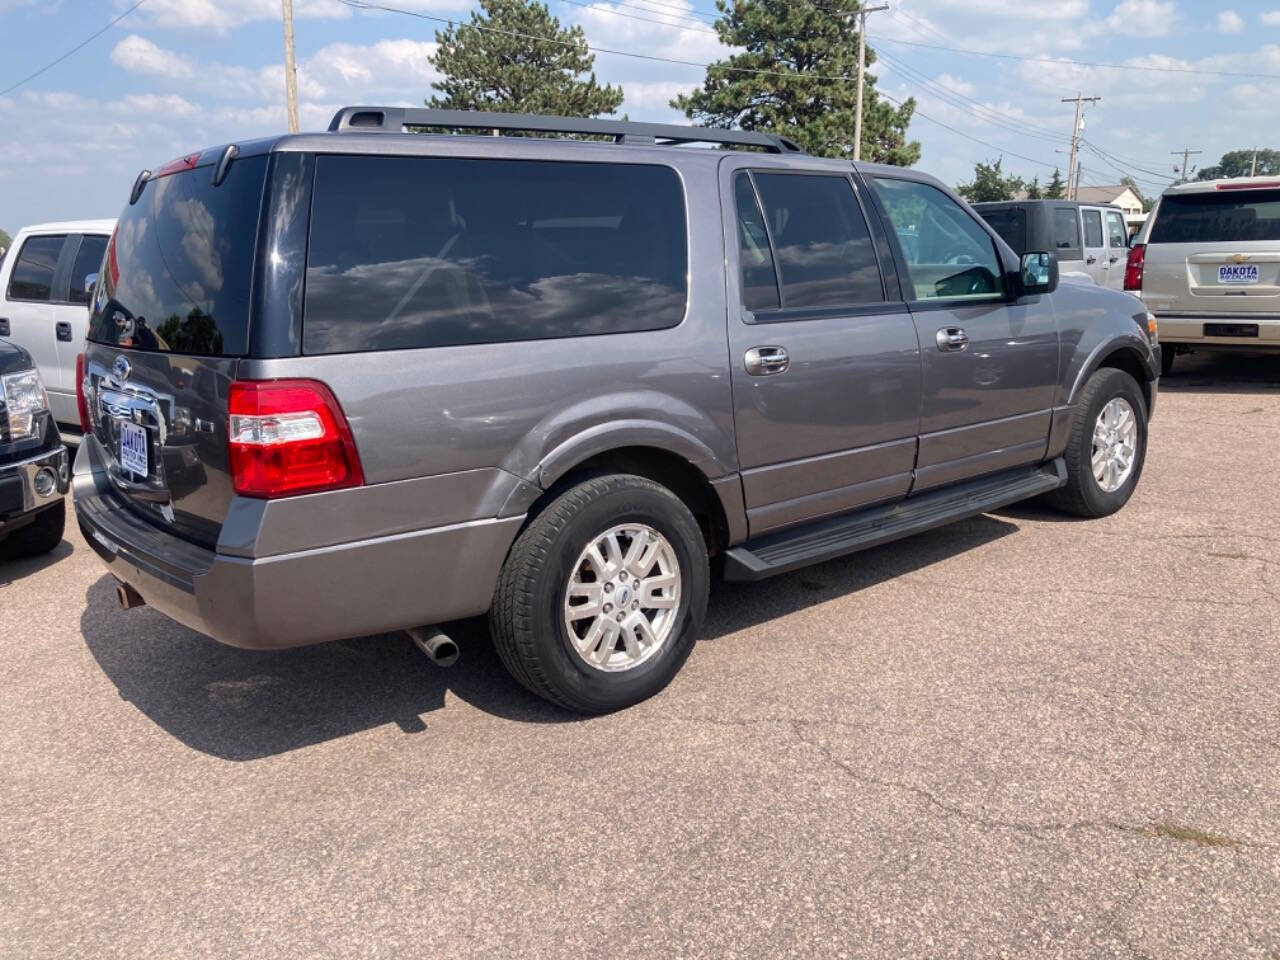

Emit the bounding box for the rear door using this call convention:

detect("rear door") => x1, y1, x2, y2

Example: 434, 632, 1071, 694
1103, 209, 1129, 290
721, 160, 921, 536
1081, 207, 1108, 284
868, 175, 1058, 491
49, 233, 110, 426
2, 233, 66, 405
1142, 186, 1280, 321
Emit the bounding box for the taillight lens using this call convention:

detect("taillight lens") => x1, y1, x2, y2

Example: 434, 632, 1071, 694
228, 379, 363, 498
1124, 243, 1146, 292
75, 353, 92, 434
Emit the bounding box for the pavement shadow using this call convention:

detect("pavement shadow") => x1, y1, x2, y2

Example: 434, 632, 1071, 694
1161, 350, 1280, 395
0, 538, 75, 586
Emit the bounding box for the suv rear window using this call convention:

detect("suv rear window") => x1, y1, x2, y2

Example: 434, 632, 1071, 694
978, 208, 1026, 253
303, 155, 688, 354
88, 155, 267, 356
1149, 189, 1280, 243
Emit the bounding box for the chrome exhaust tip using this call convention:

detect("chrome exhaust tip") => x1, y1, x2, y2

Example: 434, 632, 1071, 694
407, 626, 459, 668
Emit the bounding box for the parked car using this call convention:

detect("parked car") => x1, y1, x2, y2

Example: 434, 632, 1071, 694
1, 338, 69, 558
973, 199, 1132, 290
1126, 176, 1280, 374
0, 220, 116, 440
73, 109, 1160, 713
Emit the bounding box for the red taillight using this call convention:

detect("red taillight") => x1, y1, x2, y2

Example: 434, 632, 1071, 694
1124, 242, 1146, 292
75, 353, 92, 434
227, 379, 363, 499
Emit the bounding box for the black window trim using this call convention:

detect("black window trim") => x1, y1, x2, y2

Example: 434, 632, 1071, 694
737, 167, 896, 325
865, 174, 1013, 312
5, 232, 70, 305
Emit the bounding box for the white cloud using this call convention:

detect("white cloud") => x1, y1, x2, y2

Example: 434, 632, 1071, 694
1217, 10, 1244, 32
110, 34, 195, 80
123, 0, 456, 33
1105, 0, 1177, 37
107, 94, 201, 117
936, 73, 976, 97
621, 81, 694, 115
1262, 9, 1280, 25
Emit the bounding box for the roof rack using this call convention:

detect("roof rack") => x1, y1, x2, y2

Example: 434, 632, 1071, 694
326, 106, 806, 154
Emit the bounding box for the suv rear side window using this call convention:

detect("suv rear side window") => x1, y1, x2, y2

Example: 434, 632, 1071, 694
303, 156, 688, 353
1083, 209, 1104, 247
749, 172, 883, 308
978, 207, 1027, 253
1149, 189, 1280, 243
1051, 207, 1081, 257
7, 235, 65, 302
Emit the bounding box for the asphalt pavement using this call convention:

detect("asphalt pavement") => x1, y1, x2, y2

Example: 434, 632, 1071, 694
2, 350, 1278, 959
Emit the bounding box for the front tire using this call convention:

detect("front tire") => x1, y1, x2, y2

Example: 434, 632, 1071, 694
2, 499, 65, 559
490, 474, 709, 714
1049, 368, 1148, 518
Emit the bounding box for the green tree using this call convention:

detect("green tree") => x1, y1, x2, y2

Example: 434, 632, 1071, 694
1044, 167, 1066, 199
1025, 176, 1042, 200
672, 0, 919, 165
0, 228, 11, 253
956, 158, 1024, 203
1197, 148, 1280, 181
428, 0, 623, 116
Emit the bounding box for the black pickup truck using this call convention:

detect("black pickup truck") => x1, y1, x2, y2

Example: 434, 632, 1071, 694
1, 338, 68, 558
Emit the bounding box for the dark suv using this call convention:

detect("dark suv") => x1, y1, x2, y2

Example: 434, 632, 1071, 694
1, 339, 68, 558
73, 108, 1160, 712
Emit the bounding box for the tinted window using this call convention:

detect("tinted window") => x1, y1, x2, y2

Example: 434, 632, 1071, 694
1083, 209, 1104, 247
978, 207, 1027, 253
1149, 189, 1280, 243
7, 235, 64, 301
1052, 207, 1081, 255
750, 173, 882, 308
69, 235, 108, 305
88, 156, 267, 355
734, 173, 780, 312
872, 178, 1004, 301
303, 156, 687, 353
1105, 211, 1128, 249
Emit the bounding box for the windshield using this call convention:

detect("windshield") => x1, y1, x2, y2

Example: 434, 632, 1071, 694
88, 155, 267, 356
1149, 189, 1280, 244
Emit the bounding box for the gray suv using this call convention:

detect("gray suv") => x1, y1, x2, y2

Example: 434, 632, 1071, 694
73, 108, 1160, 713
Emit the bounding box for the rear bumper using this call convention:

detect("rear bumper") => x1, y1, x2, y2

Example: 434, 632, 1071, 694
72, 442, 523, 650
1155, 313, 1280, 348
0, 444, 69, 536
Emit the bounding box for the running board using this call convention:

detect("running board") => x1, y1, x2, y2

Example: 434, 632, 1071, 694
723, 459, 1067, 581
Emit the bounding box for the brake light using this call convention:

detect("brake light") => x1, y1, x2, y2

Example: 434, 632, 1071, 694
228, 379, 363, 498
1216, 180, 1280, 190
1124, 243, 1146, 292
75, 353, 92, 434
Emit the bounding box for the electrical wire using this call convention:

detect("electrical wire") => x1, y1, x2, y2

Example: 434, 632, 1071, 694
0, 0, 148, 98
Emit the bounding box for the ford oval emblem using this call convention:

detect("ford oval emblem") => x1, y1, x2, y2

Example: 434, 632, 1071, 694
113, 355, 131, 382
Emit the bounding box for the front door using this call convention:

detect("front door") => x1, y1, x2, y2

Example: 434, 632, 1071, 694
721, 159, 921, 537
1103, 209, 1129, 290
866, 175, 1059, 491
1081, 207, 1108, 285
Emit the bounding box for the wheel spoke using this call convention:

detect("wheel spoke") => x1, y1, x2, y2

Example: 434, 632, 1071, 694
629, 613, 659, 651
640, 572, 679, 609
622, 528, 652, 576
576, 616, 607, 657
591, 618, 621, 665
565, 582, 603, 621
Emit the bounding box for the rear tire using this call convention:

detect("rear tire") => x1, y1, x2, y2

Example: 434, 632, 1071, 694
490, 474, 709, 714
2, 499, 65, 559
1048, 368, 1148, 518
1160, 347, 1175, 377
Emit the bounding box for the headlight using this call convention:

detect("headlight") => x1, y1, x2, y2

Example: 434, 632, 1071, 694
1, 368, 50, 441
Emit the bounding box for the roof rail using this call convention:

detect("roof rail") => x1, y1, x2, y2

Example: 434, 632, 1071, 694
326, 106, 806, 154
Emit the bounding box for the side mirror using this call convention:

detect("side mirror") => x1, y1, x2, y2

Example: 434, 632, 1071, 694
84, 272, 98, 294
1018, 251, 1058, 296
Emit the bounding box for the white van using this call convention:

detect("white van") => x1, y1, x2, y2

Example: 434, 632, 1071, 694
974, 200, 1131, 290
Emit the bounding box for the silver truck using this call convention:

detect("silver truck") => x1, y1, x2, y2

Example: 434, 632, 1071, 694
73, 108, 1160, 713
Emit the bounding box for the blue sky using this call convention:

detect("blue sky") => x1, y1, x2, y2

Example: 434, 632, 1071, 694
2, 0, 1280, 234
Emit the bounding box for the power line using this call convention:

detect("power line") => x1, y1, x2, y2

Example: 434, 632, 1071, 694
0, 0, 148, 98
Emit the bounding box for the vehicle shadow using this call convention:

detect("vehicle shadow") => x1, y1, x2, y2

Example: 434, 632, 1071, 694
0, 538, 75, 585
1161, 350, 1280, 394
80, 513, 1018, 761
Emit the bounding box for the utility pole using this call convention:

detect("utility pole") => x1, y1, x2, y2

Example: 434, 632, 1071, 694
853, 3, 890, 162
1061, 93, 1101, 200
1171, 147, 1201, 183
281, 0, 299, 133
1250, 147, 1258, 177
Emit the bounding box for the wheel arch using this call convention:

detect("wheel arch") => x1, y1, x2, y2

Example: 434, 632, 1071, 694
1068, 336, 1157, 416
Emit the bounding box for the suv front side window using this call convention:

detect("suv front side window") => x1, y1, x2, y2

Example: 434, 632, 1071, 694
871, 178, 1004, 301
6, 235, 65, 302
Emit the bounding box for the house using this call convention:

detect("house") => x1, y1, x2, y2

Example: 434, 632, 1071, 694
1074, 185, 1144, 217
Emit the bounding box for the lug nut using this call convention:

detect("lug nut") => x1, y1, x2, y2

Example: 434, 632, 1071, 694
632, 601, 639, 610
616, 612, 625, 622
604, 603, 613, 613
604, 582, 613, 592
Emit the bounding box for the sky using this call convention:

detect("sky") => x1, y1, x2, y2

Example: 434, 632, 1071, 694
2, 0, 1280, 235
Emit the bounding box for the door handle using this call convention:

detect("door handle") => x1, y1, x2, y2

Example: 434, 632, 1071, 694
935, 327, 969, 352
744, 345, 789, 376
56, 321, 73, 342
1108, 256, 1119, 264
0, 318, 8, 337
1086, 255, 1098, 265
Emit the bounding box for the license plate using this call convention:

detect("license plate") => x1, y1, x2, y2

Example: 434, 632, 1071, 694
1218, 264, 1259, 284
119, 421, 149, 477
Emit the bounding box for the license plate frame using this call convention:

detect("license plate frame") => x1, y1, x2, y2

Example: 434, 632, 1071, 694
1217, 264, 1259, 285
119, 420, 149, 478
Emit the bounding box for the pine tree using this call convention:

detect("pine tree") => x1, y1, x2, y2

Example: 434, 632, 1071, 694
428, 0, 623, 116
956, 158, 1024, 203
1045, 167, 1066, 199
672, 0, 919, 164
1025, 176, 1042, 200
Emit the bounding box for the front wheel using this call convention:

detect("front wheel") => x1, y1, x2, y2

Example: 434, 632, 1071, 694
490, 474, 709, 713
1048, 368, 1148, 518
